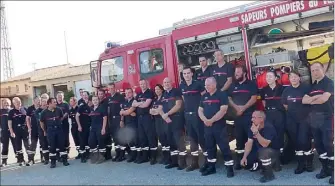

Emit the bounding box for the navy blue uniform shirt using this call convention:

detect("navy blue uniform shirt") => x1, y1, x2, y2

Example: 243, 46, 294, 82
211, 63, 234, 90
135, 89, 154, 115
69, 106, 78, 125
40, 108, 63, 130
248, 122, 280, 150
260, 84, 286, 111
78, 98, 85, 107
121, 98, 136, 123
195, 65, 212, 86
57, 102, 69, 123
162, 88, 182, 114
78, 103, 91, 126
99, 98, 108, 112
35, 108, 44, 129
8, 108, 27, 128
0, 108, 10, 130
282, 84, 311, 120
308, 76, 334, 115
108, 93, 125, 116
27, 105, 38, 129
228, 80, 257, 114
180, 80, 205, 113
90, 105, 107, 130
199, 90, 228, 124
151, 96, 163, 119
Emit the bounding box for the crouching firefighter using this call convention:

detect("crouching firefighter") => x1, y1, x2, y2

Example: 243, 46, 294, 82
89, 96, 107, 164
119, 88, 138, 163
161, 77, 187, 170
75, 91, 92, 163
240, 110, 280, 183
180, 67, 207, 172
198, 77, 234, 177
40, 98, 70, 168
302, 62, 334, 184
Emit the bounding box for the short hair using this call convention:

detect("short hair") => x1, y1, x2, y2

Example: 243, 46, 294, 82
125, 88, 133, 92
289, 70, 301, 77
310, 62, 324, 68
47, 98, 56, 105
56, 91, 64, 96
79, 88, 83, 91
254, 110, 266, 120
83, 91, 90, 96
205, 77, 217, 84
70, 97, 77, 102
34, 96, 41, 100
2, 98, 11, 106
41, 93, 49, 100
235, 65, 247, 74
12, 97, 21, 103
266, 70, 278, 78
199, 56, 207, 60
108, 82, 115, 87
214, 49, 224, 55
182, 66, 193, 72
97, 89, 105, 94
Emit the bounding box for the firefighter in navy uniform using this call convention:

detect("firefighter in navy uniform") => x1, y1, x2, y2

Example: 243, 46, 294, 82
78, 89, 85, 106
88, 96, 108, 164
196, 56, 212, 87
106, 83, 125, 161
211, 49, 234, 91
180, 67, 207, 172
26, 96, 41, 165
259, 70, 286, 170
56, 91, 71, 155
302, 62, 334, 184
97, 89, 111, 160
75, 91, 92, 163
150, 84, 170, 165
120, 88, 138, 163
281, 70, 314, 174
240, 111, 280, 183
69, 97, 80, 159
36, 97, 50, 165
228, 65, 257, 170
198, 77, 234, 177
160, 77, 187, 170
40, 98, 70, 168
132, 80, 157, 164
0, 98, 17, 167
8, 97, 30, 166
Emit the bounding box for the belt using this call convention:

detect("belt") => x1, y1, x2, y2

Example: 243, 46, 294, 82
17, 124, 25, 127
266, 107, 277, 110
111, 116, 120, 118
185, 112, 196, 115
49, 125, 60, 129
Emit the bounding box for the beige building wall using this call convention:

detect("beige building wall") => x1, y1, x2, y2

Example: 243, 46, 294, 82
0, 79, 33, 106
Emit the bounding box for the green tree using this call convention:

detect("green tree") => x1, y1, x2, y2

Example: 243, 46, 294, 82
63, 90, 75, 103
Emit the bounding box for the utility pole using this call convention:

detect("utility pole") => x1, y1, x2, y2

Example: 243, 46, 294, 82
64, 31, 69, 64
1, 1, 14, 80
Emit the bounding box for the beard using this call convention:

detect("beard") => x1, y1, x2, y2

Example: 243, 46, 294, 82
236, 76, 244, 82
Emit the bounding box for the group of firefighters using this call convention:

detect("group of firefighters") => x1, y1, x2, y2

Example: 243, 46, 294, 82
0, 49, 333, 183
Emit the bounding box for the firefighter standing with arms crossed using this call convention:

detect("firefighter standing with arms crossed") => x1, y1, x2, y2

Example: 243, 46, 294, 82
302, 62, 334, 184
211, 49, 234, 92
198, 77, 234, 177
228, 65, 257, 170
160, 77, 187, 170
36, 97, 50, 165
180, 67, 207, 171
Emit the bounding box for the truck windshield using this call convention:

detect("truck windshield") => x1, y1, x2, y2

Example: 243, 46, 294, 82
101, 56, 124, 86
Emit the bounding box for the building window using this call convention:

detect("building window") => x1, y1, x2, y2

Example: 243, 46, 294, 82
139, 48, 164, 79
25, 84, 28, 92
101, 56, 124, 86
16, 85, 19, 93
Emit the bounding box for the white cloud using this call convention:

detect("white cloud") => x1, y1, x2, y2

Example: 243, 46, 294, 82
3, 1, 250, 80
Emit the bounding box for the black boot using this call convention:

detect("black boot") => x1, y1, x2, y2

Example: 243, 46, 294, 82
127, 150, 137, 163
134, 151, 142, 163
43, 153, 49, 165
112, 149, 121, 162
329, 159, 334, 184
163, 151, 171, 165
17, 154, 24, 166
273, 154, 282, 172
294, 155, 305, 174
81, 152, 87, 163
75, 152, 81, 160
316, 158, 331, 179
201, 162, 216, 176
28, 153, 35, 166
226, 165, 235, 178
186, 156, 199, 172
137, 150, 149, 164
305, 154, 314, 172
40, 151, 45, 163
165, 155, 178, 169
104, 146, 112, 160
50, 159, 56, 168
260, 165, 275, 183
150, 150, 157, 165
62, 156, 70, 166
96, 152, 106, 164
116, 150, 126, 162
199, 159, 209, 173
56, 151, 62, 162
234, 152, 243, 170
1, 159, 7, 167
177, 155, 187, 170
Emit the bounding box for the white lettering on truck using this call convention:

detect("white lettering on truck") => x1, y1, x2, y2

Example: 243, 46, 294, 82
270, 1, 305, 17
241, 9, 267, 24
323, 0, 334, 5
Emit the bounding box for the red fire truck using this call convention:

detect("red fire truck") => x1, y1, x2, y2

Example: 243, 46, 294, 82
89, 0, 334, 153
90, 0, 334, 95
